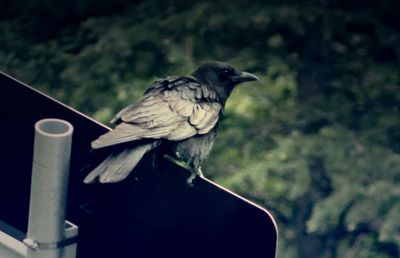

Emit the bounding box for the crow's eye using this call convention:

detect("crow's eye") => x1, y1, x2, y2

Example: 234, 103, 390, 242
219, 68, 233, 79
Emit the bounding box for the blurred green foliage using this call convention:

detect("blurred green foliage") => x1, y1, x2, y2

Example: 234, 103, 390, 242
1, 0, 400, 257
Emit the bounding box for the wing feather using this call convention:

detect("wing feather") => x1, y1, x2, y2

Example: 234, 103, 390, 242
92, 76, 223, 149
196, 103, 221, 133
167, 122, 197, 141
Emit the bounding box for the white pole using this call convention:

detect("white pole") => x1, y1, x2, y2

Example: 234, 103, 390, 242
25, 118, 73, 258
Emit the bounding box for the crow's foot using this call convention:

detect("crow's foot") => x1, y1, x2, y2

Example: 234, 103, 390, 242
163, 154, 203, 186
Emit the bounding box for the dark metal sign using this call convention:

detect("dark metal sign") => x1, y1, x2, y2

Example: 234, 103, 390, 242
0, 72, 277, 258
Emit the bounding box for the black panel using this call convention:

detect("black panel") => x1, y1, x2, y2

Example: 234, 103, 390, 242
0, 72, 277, 258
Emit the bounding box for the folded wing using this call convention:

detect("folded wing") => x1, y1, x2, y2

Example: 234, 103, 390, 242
91, 77, 222, 149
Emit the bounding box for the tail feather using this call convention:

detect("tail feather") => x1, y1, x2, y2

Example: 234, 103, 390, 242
84, 142, 159, 184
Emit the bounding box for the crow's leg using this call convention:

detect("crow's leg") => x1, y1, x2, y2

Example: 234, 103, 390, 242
186, 167, 204, 185
163, 153, 203, 185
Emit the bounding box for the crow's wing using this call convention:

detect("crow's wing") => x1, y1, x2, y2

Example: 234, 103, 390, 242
92, 77, 222, 149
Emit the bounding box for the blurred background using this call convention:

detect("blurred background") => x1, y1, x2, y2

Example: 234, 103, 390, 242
1, 0, 400, 257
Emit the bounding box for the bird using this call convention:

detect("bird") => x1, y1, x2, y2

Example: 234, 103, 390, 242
83, 61, 259, 184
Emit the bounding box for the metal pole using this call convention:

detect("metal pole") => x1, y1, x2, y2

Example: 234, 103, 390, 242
25, 118, 73, 258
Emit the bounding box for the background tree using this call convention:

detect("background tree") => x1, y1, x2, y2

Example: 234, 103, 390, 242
1, 0, 400, 257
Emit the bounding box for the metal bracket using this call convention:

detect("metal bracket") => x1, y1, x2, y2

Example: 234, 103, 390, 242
23, 235, 78, 251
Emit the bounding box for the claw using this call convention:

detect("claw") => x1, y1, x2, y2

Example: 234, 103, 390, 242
164, 154, 193, 172
186, 167, 204, 186
163, 154, 203, 186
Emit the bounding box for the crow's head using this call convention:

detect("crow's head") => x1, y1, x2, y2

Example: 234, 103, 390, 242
192, 61, 259, 100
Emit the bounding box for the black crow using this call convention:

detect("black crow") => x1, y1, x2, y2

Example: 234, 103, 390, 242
84, 61, 258, 184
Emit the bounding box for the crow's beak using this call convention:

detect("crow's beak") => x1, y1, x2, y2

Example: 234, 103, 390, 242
231, 71, 259, 84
